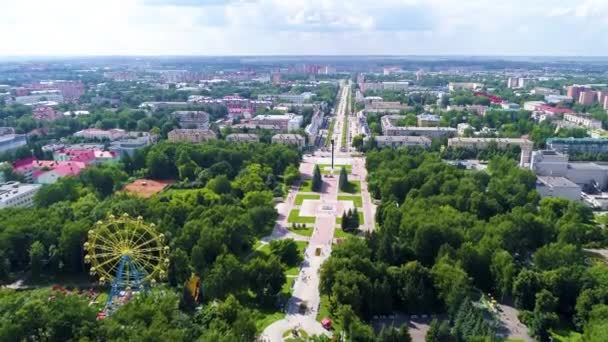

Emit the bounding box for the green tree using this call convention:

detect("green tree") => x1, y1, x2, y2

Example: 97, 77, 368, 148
269, 239, 302, 267
339, 166, 348, 191
312, 164, 323, 192
426, 319, 456, 342
28, 241, 45, 279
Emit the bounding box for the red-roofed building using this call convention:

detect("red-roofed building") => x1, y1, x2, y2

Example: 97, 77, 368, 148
13, 158, 87, 184
537, 105, 574, 116
33, 106, 61, 121
474, 92, 504, 104
53, 148, 119, 165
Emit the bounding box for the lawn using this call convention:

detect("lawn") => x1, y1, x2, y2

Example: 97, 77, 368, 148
318, 164, 352, 175
333, 227, 355, 239
325, 119, 335, 147
295, 194, 320, 205
337, 195, 363, 208
339, 180, 361, 194
287, 209, 316, 224
254, 310, 285, 332
281, 277, 296, 296
299, 179, 313, 192
336, 211, 364, 226
317, 295, 342, 332
288, 225, 314, 237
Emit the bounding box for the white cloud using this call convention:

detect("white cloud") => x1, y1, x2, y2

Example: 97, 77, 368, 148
0, 0, 606, 55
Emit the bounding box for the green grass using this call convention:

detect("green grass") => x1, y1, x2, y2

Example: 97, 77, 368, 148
288, 225, 314, 237
317, 164, 352, 175
294, 194, 320, 205
337, 195, 363, 207
326, 118, 335, 147
316, 295, 342, 332
333, 227, 355, 239
336, 211, 364, 225
281, 277, 296, 295
299, 179, 313, 192
339, 180, 361, 194
550, 330, 583, 342
287, 209, 315, 224
255, 310, 285, 332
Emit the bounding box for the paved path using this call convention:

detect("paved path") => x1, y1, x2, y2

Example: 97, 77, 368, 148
261, 80, 377, 341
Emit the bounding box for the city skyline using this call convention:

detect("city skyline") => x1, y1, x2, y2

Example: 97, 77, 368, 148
2, 0, 608, 56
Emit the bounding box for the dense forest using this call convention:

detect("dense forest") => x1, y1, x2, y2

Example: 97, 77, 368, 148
320, 148, 608, 341
0, 141, 305, 341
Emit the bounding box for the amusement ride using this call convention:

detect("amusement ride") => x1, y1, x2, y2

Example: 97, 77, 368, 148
84, 213, 169, 316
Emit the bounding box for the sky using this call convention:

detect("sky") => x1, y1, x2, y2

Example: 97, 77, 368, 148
1, 0, 608, 56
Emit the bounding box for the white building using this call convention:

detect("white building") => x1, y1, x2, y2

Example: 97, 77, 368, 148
271, 134, 305, 149
0, 131, 27, 154
536, 176, 581, 201
523, 101, 546, 111
448, 82, 483, 92
375, 136, 431, 148
226, 133, 260, 143
381, 115, 457, 138
545, 95, 573, 104
530, 150, 608, 190
15, 94, 64, 105
0, 182, 41, 209
563, 113, 602, 130
448, 137, 533, 166
251, 113, 303, 132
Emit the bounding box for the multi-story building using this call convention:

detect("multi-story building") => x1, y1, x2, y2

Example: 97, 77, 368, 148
250, 113, 303, 132
13, 159, 87, 184
547, 137, 608, 155
531, 87, 560, 96
381, 115, 457, 138
579, 90, 597, 106
563, 113, 602, 130
0, 128, 27, 154
597, 91, 608, 105
375, 136, 431, 148
32, 106, 60, 121
523, 101, 546, 111
604, 96, 608, 111
257, 92, 315, 104
448, 82, 483, 92
536, 176, 581, 201
0, 182, 41, 209
139, 101, 190, 111
545, 95, 573, 104
567, 86, 585, 102
109, 135, 155, 157
74, 128, 128, 141
531, 150, 608, 190
416, 114, 441, 127
271, 134, 305, 149
448, 137, 533, 166
365, 101, 411, 114
226, 133, 260, 143
15, 94, 64, 105
167, 129, 217, 143
173, 111, 210, 130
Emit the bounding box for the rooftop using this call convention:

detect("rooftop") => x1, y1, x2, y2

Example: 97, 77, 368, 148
537, 176, 580, 188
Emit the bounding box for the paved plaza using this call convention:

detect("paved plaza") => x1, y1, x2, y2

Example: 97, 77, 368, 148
261, 81, 377, 341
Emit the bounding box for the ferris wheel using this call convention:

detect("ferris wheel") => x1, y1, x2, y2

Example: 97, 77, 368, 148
84, 214, 169, 307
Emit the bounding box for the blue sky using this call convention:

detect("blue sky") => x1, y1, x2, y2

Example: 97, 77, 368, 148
1, 0, 607, 56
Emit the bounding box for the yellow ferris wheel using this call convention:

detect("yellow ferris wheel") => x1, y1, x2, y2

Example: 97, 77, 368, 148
84, 214, 169, 300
